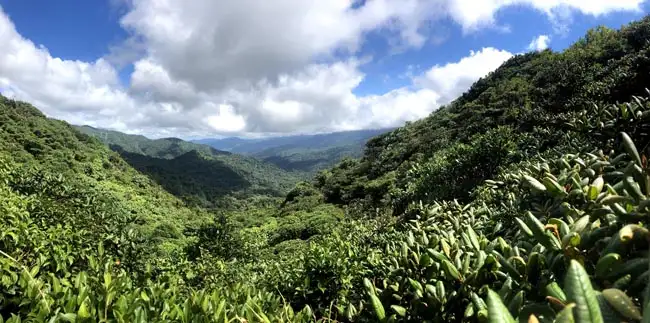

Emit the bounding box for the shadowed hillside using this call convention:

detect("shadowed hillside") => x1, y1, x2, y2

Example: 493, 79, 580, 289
77, 125, 306, 207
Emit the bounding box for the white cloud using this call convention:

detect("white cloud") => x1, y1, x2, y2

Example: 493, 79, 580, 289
0, 9, 136, 125
528, 35, 551, 51
206, 104, 247, 133
0, 0, 645, 138
446, 0, 645, 31
417, 48, 514, 103
117, 0, 444, 93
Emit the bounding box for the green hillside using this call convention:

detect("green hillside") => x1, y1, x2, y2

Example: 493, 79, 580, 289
0, 95, 214, 260
3, 17, 650, 322
314, 23, 650, 214
76, 125, 306, 208
77, 125, 228, 159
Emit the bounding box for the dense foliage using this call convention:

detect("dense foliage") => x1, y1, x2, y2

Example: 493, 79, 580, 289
0, 97, 213, 255
314, 19, 650, 213
4, 16, 650, 323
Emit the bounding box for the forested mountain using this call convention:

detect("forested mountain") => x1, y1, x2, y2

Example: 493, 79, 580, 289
0, 95, 213, 264
4, 17, 650, 322
76, 125, 305, 208
76, 125, 230, 159
313, 24, 650, 215
195, 128, 391, 173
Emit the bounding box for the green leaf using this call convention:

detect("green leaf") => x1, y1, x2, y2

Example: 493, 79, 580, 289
369, 293, 385, 321
103, 272, 112, 289
621, 132, 642, 168
390, 305, 406, 317
515, 218, 533, 237
78, 301, 91, 319
57, 313, 77, 322
602, 289, 641, 321
543, 176, 566, 196
556, 303, 576, 323
466, 225, 481, 251
525, 212, 561, 251
442, 259, 462, 282
595, 254, 621, 279
486, 289, 516, 323
140, 291, 150, 302
524, 175, 546, 192
565, 260, 603, 323
595, 291, 625, 323
588, 177, 604, 200
506, 290, 524, 317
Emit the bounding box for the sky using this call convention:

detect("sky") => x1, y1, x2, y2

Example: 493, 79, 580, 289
0, 1, 648, 139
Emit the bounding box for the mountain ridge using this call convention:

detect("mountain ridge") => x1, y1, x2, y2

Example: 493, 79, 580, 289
75, 125, 305, 208
194, 128, 393, 172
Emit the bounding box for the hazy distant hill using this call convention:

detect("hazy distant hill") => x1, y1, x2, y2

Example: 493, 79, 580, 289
194, 128, 392, 173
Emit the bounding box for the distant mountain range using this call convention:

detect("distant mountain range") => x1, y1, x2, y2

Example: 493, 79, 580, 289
194, 128, 393, 173
75, 125, 391, 206
75, 125, 305, 208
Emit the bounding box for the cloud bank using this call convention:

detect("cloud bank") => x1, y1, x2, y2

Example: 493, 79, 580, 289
0, 0, 644, 137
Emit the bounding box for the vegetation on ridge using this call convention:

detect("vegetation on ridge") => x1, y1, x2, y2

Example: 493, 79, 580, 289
3, 16, 650, 322
76, 125, 305, 209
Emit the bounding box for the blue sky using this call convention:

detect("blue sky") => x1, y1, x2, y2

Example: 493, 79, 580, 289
0, 0, 647, 138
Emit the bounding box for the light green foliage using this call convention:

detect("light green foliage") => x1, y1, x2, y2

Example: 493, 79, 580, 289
359, 133, 650, 322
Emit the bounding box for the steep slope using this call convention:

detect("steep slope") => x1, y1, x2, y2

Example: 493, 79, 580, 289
0, 95, 211, 256
315, 21, 650, 213
76, 126, 305, 207
195, 128, 391, 173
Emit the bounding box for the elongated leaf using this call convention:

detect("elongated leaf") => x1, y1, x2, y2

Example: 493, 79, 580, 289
442, 259, 463, 282
595, 253, 621, 278
524, 175, 547, 192
565, 260, 603, 323
588, 177, 604, 200
595, 291, 624, 323
486, 289, 516, 323
525, 212, 561, 250
621, 132, 642, 168
602, 289, 641, 321
369, 293, 385, 320
515, 218, 533, 237
391, 305, 406, 317
466, 225, 481, 251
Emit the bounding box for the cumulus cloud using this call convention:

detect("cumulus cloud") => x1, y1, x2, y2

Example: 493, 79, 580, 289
528, 35, 551, 51
0, 0, 645, 137
0, 9, 135, 127
446, 0, 645, 31
417, 48, 514, 103
118, 0, 445, 93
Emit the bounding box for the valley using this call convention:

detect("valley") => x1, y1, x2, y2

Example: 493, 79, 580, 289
2, 16, 650, 322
